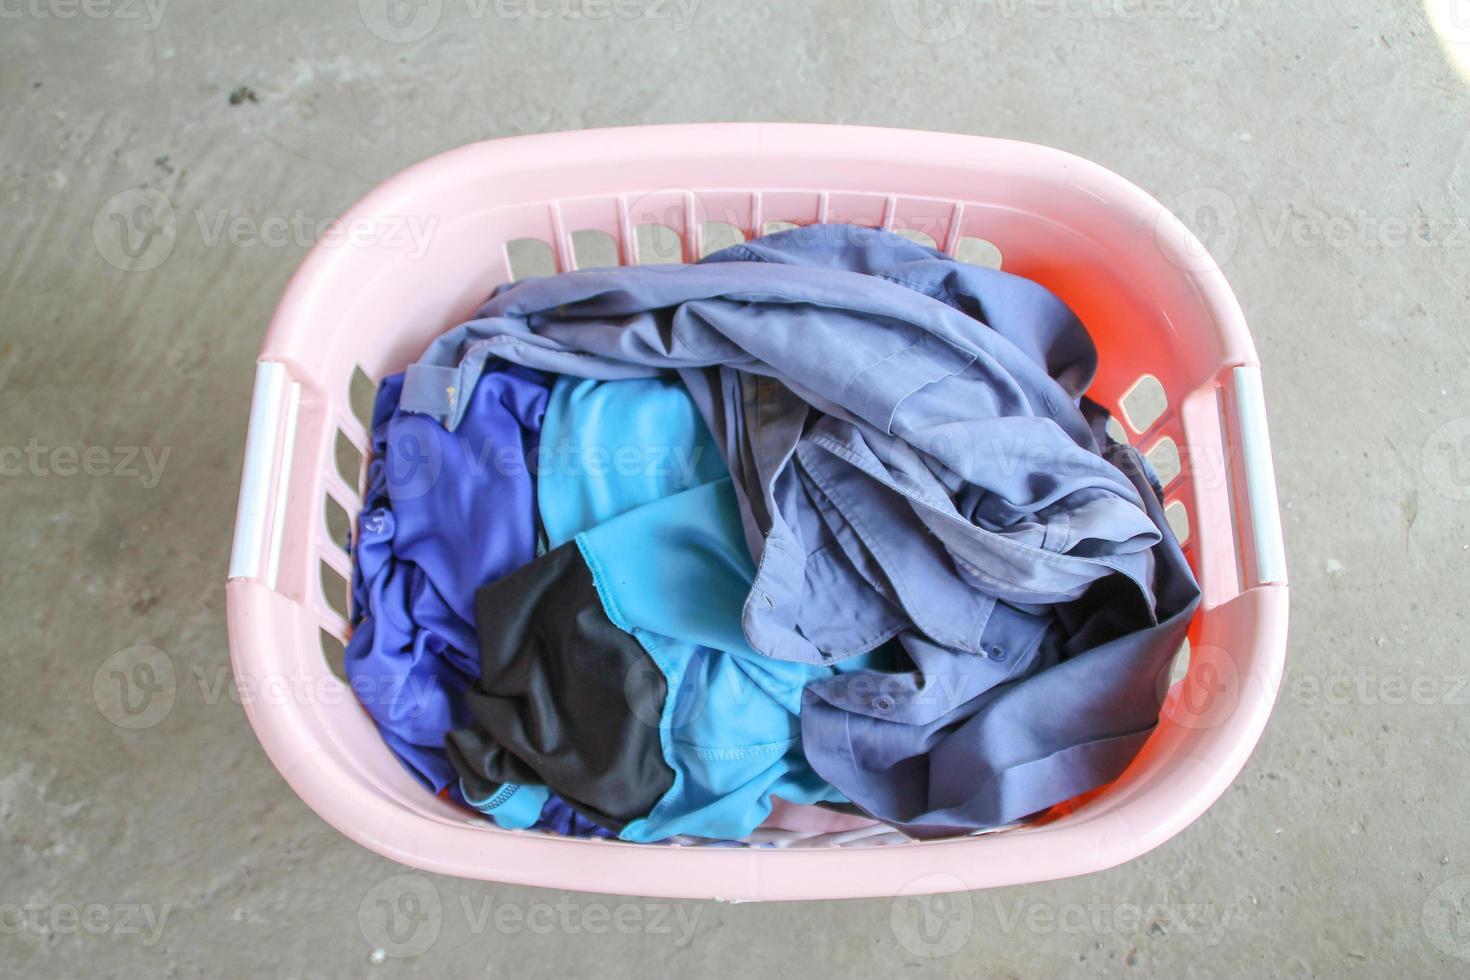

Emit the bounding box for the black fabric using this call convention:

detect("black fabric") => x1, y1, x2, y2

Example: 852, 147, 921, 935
446, 541, 673, 831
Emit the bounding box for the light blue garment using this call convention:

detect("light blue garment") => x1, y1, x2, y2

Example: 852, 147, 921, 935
538, 377, 856, 841
574, 478, 853, 843
538, 376, 726, 548
459, 780, 549, 830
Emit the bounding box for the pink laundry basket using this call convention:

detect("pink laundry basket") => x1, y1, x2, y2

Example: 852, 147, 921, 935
226, 124, 1288, 901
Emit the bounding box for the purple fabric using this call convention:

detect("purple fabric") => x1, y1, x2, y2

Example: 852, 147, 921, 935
346, 368, 613, 837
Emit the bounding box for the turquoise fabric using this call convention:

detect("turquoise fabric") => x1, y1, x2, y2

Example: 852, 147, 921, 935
538, 376, 854, 842
538, 376, 726, 549
575, 478, 851, 843
459, 780, 549, 830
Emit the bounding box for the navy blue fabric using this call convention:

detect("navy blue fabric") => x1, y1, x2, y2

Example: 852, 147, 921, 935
399, 225, 1202, 835
346, 370, 614, 837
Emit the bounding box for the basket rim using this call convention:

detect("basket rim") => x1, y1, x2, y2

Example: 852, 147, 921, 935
228, 123, 1289, 901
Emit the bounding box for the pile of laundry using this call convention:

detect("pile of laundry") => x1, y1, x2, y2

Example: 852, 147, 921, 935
345, 224, 1200, 844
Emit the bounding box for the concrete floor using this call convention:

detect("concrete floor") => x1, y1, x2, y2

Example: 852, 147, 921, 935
3, 0, 1469, 975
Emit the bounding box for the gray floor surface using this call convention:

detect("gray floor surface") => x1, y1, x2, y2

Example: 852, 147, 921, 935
3, 0, 1469, 975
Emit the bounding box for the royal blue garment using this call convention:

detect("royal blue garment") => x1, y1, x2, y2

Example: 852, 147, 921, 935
404, 225, 1202, 835
529, 793, 616, 838
346, 368, 613, 837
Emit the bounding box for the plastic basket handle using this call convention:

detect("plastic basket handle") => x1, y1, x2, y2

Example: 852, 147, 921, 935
229, 360, 301, 586
1228, 365, 1287, 587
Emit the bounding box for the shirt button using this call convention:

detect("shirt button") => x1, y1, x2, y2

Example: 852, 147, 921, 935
989, 645, 1007, 662
871, 695, 895, 712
